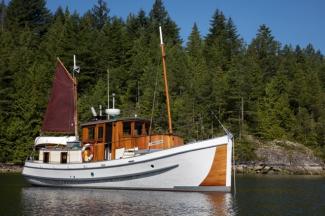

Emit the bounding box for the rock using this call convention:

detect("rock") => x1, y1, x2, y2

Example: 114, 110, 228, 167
236, 138, 325, 175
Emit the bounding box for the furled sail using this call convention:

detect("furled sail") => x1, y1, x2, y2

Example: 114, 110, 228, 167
41, 59, 76, 134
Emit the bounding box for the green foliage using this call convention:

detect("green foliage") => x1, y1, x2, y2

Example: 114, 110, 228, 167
236, 139, 257, 162
0, 0, 324, 163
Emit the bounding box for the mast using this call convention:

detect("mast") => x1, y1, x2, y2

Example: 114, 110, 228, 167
73, 55, 79, 138
73, 76, 78, 137
159, 26, 173, 134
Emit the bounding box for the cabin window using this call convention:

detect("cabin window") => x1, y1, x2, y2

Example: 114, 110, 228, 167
98, 126, 104, 140
88, 127, 95, 141
123, 122, 131, 136
43, 152, 49, 163
61, 152, 67, 164
145, 123, 150, 135
135, 122, 142, 136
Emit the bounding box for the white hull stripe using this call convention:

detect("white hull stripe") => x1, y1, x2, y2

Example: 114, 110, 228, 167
23, 164, 178, 184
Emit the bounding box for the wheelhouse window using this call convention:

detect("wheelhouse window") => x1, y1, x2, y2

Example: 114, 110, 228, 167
145, 123, 150, 135
98, 126, 104, 140
135, 122, 143, 136
123, 122, 131, 136
88, 127, 95, 141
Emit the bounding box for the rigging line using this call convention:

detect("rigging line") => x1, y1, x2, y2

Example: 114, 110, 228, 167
148, 67, 160, 139
210, 111, 232, 138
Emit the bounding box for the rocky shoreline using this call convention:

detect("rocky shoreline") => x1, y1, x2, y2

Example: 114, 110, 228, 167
236, 137, 325, 175
0, 163, 23, 173
236, 163, 325, 175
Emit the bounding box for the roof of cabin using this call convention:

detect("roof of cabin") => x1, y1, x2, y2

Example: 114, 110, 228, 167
81, 117, 150, 127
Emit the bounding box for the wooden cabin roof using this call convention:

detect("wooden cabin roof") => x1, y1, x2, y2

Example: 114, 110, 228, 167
81, 117, 150, 127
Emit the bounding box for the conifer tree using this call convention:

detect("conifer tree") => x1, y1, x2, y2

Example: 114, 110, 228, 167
91, 0, 110, 30
248, 24, 280, 81
149, 0, 180, 45
0, 0, 5, 32
5, 0, 51, 36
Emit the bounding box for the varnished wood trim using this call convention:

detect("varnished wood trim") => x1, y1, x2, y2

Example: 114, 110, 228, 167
200, 144, 227, 186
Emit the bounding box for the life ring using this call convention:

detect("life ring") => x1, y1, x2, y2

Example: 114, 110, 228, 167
82, 144, 94, 162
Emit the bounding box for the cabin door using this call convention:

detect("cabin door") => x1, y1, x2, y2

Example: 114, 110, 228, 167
95, 124, 105, 161
60, 152, 67, 164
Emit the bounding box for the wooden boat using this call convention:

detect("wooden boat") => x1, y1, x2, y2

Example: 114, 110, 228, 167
22, 27, 233, 192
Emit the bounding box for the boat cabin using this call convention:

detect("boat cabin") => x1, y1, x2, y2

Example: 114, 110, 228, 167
35, 118, 183, 164
80, 117, 183, 161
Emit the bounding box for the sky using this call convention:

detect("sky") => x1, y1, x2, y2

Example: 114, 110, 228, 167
45, 0, 325, 53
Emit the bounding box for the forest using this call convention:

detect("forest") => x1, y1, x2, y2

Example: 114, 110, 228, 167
0, 0, 324, 163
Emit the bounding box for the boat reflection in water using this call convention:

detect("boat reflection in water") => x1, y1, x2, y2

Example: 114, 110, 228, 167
21, 187, 237, 216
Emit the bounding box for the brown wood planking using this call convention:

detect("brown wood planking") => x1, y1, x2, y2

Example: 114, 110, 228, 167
81, 119, 184, 161
200, 144, 227, 186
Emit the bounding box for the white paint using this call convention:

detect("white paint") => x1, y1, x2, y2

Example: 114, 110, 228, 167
35, 136, 78, 146
159, 26, 163, 45
68, 150, 82, 163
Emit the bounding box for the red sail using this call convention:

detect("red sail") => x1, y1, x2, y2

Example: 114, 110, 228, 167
41, 59, 76, 134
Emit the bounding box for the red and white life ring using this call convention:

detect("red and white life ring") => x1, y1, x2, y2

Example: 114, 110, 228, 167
82, 144, 94, 162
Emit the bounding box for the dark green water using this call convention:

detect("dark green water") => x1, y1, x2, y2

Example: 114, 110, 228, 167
0, 174, 324, 216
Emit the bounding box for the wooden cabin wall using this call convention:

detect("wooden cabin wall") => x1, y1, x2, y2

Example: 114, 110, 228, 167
83, 120, 184, 161
82, 123, 106, 161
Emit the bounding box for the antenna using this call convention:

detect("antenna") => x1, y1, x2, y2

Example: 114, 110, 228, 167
105, 70, 121, 119
73, 55, 80, 75
107, 68, 110, 119
112, 93, 116, 109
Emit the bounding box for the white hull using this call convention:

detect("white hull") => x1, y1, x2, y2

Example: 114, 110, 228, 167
23, 136, 232, 192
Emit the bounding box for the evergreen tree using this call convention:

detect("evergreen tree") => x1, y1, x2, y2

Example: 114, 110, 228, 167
0, 0, 6, 32
248, 24, 280, 81
5, 0, 51, 36
149, 0, 181, 45
91, 0, 110, 30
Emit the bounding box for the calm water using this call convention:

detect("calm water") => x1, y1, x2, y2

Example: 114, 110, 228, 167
0, 174, 324, 216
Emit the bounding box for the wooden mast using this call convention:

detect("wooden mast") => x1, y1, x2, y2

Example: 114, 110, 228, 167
159, 26, 173, 135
